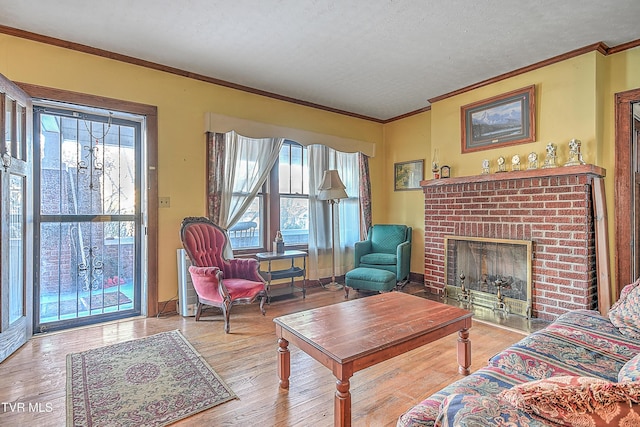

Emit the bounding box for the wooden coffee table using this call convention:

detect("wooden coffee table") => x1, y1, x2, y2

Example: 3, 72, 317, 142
273, 292, 473, 427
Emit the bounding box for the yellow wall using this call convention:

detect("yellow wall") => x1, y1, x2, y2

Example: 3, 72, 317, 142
380, 111, 431, 272
0, 34, 383, 301
431, 53, 599, 173
1, 31, 639, 301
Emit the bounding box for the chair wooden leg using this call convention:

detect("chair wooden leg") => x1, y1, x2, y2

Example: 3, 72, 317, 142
222, 297, 232, 333
259, 294, 266, 315
195, 302, 203, 321
396, 278, 409, 289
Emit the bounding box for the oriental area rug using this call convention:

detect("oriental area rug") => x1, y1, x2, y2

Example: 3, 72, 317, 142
66, 330, 237, 427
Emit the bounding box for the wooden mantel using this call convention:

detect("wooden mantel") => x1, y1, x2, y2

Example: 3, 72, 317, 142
421, 164, 606, 188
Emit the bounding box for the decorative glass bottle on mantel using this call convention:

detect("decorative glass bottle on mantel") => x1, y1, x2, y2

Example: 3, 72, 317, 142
432, 149, 440, 179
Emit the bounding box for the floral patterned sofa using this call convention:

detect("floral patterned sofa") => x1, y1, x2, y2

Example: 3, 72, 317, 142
397, 280, 640, 426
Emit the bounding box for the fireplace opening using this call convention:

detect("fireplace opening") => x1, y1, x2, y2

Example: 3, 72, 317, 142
444, 236, 533, 318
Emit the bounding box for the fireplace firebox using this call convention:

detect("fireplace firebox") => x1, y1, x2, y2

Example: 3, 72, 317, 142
444, 236, 532, 318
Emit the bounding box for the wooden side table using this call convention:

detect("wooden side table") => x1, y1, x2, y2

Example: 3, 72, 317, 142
255, 250, 307, 301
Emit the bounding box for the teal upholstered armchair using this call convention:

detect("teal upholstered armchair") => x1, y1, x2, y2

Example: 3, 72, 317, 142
354, 224, 412, 284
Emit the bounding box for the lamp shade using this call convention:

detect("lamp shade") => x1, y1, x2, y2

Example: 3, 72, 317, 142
318, 169, 348, 201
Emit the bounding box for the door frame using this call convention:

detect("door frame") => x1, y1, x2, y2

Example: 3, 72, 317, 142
615, 88, 640, 299
17, 83, 159, 317
0, 74, 33, 362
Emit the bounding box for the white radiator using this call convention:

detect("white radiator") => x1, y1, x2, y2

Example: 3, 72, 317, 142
176, 249, 197, 317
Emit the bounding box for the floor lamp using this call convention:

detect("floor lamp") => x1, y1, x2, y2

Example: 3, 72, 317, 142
318, 169, 348, 291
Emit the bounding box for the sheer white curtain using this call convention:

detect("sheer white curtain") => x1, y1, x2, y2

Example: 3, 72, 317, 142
307, 145, 360, 280
218, 131, 283, 229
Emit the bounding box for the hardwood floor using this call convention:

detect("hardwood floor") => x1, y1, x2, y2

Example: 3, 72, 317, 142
0, 283, 526, 426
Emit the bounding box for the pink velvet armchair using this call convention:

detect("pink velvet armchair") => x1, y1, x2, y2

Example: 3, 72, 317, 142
179, 216, 266, 333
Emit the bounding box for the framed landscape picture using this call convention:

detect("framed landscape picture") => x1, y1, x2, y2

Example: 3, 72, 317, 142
394, 159, 424, 191
461, 85, 535, 153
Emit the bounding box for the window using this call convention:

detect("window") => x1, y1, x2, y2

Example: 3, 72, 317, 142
227, 138, 360, 255
231, 140, 308, 251
278, 141, 309, 246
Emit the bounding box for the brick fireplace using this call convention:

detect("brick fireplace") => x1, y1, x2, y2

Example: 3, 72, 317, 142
422, 164, 605, 321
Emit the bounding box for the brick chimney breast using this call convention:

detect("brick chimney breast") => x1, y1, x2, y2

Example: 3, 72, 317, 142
422, 165, 605, 321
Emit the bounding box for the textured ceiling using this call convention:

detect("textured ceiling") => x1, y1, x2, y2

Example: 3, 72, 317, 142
1, 0, 639, 120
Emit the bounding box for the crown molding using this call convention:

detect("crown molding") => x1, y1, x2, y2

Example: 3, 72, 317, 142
428, 42, 610, 104
0, 24, 384, 123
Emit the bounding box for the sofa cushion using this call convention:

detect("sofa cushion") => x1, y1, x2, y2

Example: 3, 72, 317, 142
396, 365, 535, 427
398, 309, 640, 427
360, 252, 397, 265
489, 310, 640, 382
619, 353, 640, 382
609, 278, 640, 340
499, 376, 640, 426
437, 393, 544, 427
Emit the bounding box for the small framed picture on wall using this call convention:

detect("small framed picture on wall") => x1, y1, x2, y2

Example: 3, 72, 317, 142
394, 159, 424, 191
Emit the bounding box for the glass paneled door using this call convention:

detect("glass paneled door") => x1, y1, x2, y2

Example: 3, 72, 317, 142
0, 74, 33, 363
34, 104, 143, 333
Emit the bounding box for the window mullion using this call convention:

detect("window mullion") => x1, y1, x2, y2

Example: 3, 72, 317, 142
288, 143, 293, 194
268, 157, 280, 248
